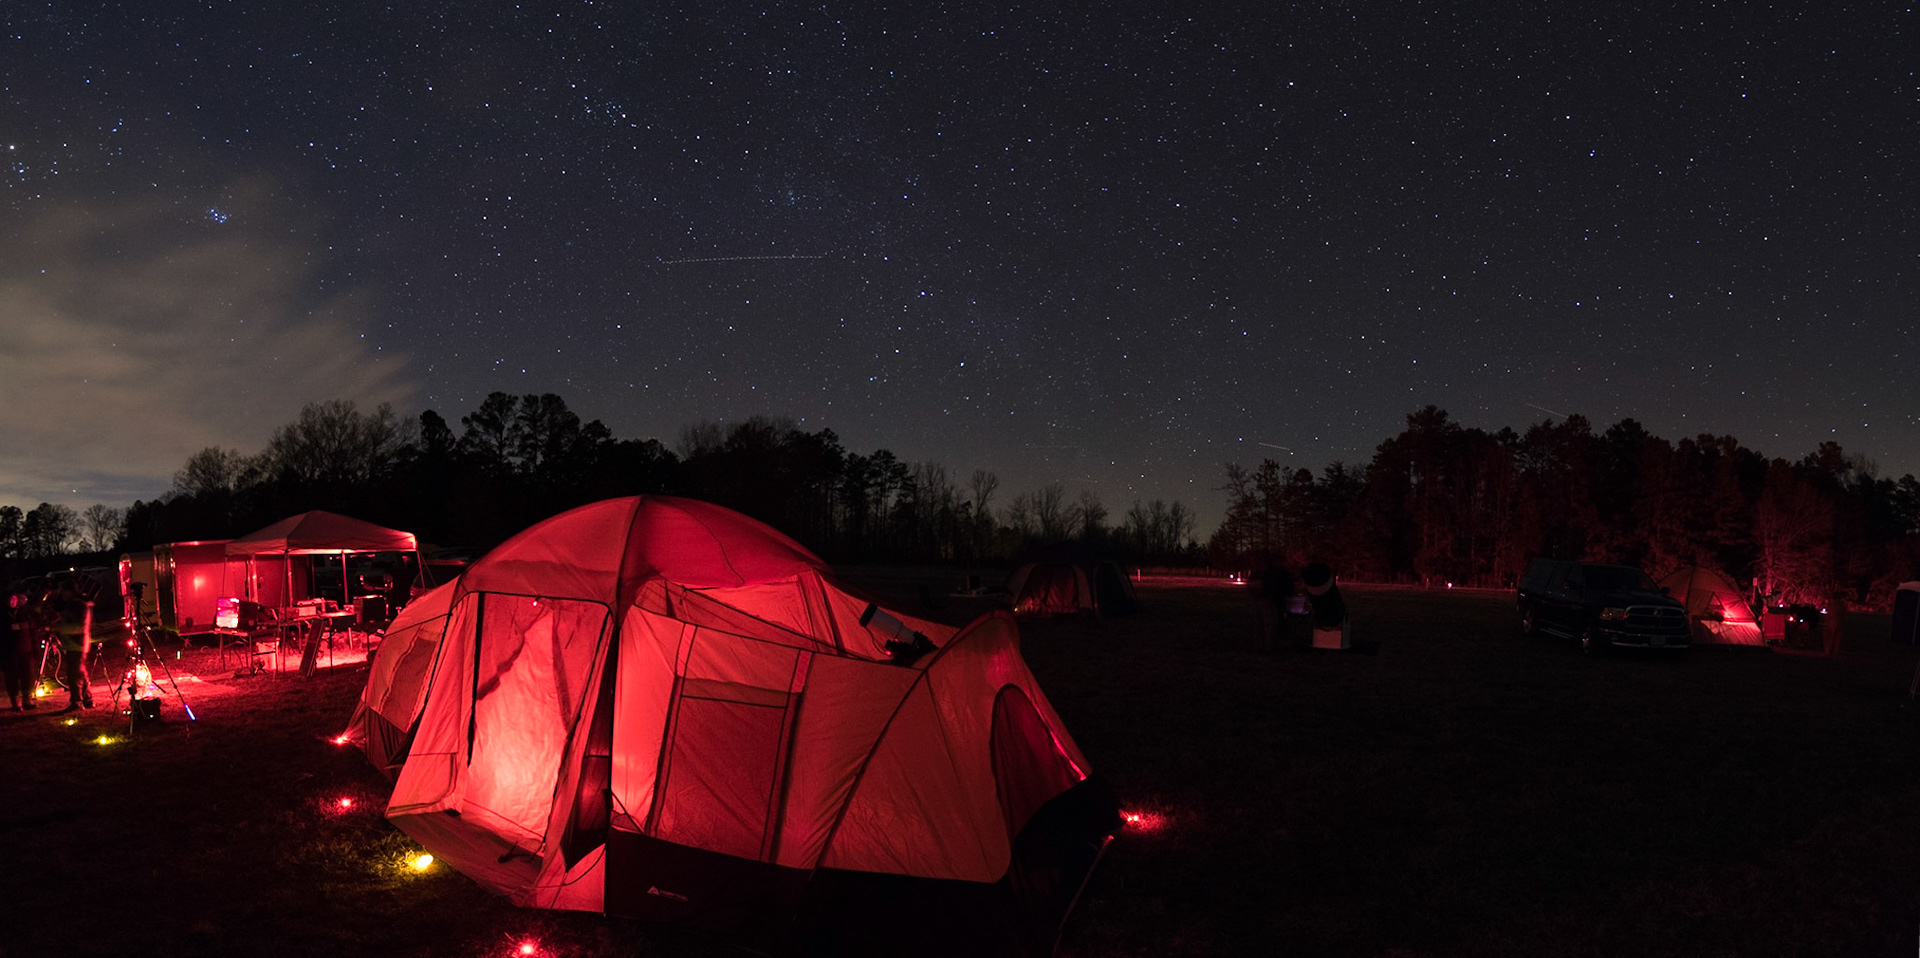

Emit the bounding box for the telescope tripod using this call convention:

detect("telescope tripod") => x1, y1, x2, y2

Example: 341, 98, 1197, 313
110, 593, 197, 730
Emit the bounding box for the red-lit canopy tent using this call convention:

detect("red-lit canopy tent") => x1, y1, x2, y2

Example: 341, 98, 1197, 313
227, 509, 416, 557
354, 496, 1116, 956
1658, 565, 1762, 646
225, 510, 419, 611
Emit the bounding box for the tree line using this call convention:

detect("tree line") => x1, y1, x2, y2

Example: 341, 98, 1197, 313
0, 502, 127, 559
1210, 406, 1920, 611
15, 397, 1916, 611
83, 395, 1203, 569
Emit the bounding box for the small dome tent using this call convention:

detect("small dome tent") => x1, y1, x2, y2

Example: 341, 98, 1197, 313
359, 496, 1117, 955
342, 579, 459, 779
1658, 566, 1762, 646
1006, 541, 1138, 619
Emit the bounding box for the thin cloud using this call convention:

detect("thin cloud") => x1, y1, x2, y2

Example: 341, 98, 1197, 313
0, 179, 414, 510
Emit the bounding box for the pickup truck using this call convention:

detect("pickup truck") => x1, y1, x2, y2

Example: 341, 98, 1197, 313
1517, 559, 1690, 654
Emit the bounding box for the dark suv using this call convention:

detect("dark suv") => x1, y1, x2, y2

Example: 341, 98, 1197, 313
1517, 560, 1689, 654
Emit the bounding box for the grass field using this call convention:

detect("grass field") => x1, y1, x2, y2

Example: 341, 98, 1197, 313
2, 579, 1916, 957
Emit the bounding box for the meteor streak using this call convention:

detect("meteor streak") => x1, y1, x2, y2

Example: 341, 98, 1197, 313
659, 254, 826, 265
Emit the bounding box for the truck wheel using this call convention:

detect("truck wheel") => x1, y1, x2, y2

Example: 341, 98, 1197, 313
1521, 608, 1539, 637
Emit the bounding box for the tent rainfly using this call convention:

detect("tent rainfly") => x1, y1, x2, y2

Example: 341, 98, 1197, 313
1657, 565, 1762, 646
353, 496, 1118, 956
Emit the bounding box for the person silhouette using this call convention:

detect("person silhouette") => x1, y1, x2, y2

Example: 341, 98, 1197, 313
52, 577, 94, 712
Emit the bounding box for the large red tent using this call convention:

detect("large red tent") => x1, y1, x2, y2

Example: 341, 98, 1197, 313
355, 496, 1117, 955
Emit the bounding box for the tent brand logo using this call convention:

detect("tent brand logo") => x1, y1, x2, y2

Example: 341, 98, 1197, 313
647, 886, 689, 902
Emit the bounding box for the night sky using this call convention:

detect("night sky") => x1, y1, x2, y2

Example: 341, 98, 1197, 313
4, 2, 1914, 532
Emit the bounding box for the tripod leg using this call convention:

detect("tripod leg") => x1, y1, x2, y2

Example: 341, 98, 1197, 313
138, 627, 196, 721
39, 641, 64, 695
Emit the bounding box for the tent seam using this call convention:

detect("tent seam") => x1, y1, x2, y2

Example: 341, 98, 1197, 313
806, 613, 1004, 876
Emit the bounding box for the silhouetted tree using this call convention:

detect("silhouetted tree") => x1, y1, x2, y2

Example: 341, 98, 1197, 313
1211, 459, 1287, 565
1003, 491, 1036, 543
676, 417, 849, 555
457, 392, 520, 473
1124, 499, 1196, 565
1753, 459, 1835, 603
20, 503, 77, 558
1211, 403, 1920, 603
1076, 490, 1108, 542
967, 469, 999, 558
1515, 414, 1602, 563
263, 400, 406, 488
1030, 482, 1072, 543
172, 446, 250, 499
108, 394, 1920, 598
1893, 476, 1920, 538
78, 505, 125, 553
0, 506, 22, 559
1356, 406, 1495, 582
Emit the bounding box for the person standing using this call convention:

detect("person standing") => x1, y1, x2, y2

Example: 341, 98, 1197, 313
52, 577, 94, 712
389, 555, 417, 613
3, 575, 34, 710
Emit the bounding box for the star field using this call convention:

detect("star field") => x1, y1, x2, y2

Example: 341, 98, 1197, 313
3, 2, 1914, 528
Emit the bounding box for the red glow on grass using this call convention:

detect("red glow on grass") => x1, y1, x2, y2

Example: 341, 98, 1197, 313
1120, 809, 1167, 833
